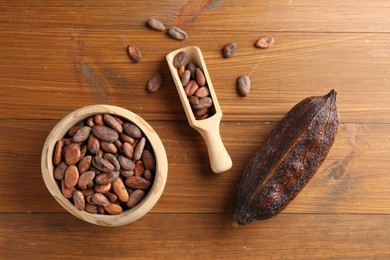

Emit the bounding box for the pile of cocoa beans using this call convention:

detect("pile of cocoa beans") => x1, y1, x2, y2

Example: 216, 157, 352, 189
52, 114, 156, 215
173, 51, 216, 120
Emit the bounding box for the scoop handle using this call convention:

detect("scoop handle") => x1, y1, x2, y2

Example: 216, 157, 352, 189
197, 126, 232, 174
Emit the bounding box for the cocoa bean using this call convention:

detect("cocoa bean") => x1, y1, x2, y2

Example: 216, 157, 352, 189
134, 160, 145, 177
85, 203, 98, 214
125, 176, 151, 190
254, 35, 275, 49
127, 45, 142, 63
194, 86, 210, 98
112, 178, 129, 202
91, 193, 110, 207
67, 123, 83, 137
81, 188, 95, 197
118, 155, 136, 171
54, 161, 68, 180
72, 126, 92, 143
173, 51, 186, 68
92, 156, 115, 173
87, 134, 100, 154
73, 190, 85, 210
64, 165, 79, 188
237, 75, 251, 97
133, 137, 146, 161
189, 96, 199, 107
103, 114, 123, 133
186, 62, 197, 79
120, 133, 135, 144
94, 183, 112, 193
194, 108, 209, 117
78, 170, 96, 190
184, 80, 199, 97
64, 143, 81, 165
95, 171, 120, 185
105, 192, 118, 203
193, 97, 213, 110
123, 123, 142, 139
92, 125, 119, 143
178, 65, 185, 78
142, 149, 156, 171
122, 142, 134, 159
144, 169, 153, 181
97, 206, 105, 214
222, 42, 237, 58
120, 170, 134, 178
100, 141, 118, 154
180, 70, 191, 86
146, 72, 163, 93
195, 67, 206, 86
147, 18, 165, 31
53, 140, 64, 166
86, 116, 95, 127
78, 155, 92, 174
61, 179, 75, 199
103, 153, 121, 171
94, 114, 104, 125
127, 190, 145, 208
168, 26, 188, 40
104, 203, 123, 215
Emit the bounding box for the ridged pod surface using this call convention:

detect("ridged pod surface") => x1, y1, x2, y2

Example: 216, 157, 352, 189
233, 90, 339, 226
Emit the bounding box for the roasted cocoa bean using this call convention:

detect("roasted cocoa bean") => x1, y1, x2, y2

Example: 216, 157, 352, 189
54, 161, 68, 180
143, 169, 153, 181
146, 72, 163, 93
222, 42, 237, 58
233, 90, 339, 226
186, 62, 197, 79
123, 123, 142, 139
122, 142, 134, 159
237, 75, 251, 97
142, 149, 156, 171
87, 134, 100, 154
120, 169, 134, 178
180, 70, 191, 86
61, 179, 75, 199
193, 97, 213, 110
64, 143, 81, 165
118, 155, 136, 171
85, 203, 98, 214
103, 153, 121, 171
92, 125, 119, 143
133, 137, 146, 161
100, 141, 118, 154
53, 140, 64, 166
92, 156, 115, 173
94, 114, 104, 125
103, 114, 123, 133
64, 165, 79, 188
67, 123, 83, 137
94, 183, 112, 193
91, 193, 110, 207
78, 155, 92, 174
194, 86, 210, 98
78, 170, 96, 190
72, 126, 92, 143
112, 178, 129, 202
125, 176, 151, 190
127, 190, 145, 208
169, 26, 188, 40
147, 18, 165, 31
184, 80, 199, 97
73, 190, 85, 210
127, 45, 142, 63
104, 203, 123, 215
254, 35, 275, 49
134, 160, 145, 177
173, 51, 186, 68
95, 171, 120, 185
195, 67, 206, 87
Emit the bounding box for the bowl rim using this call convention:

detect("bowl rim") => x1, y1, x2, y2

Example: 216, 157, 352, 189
41, 104, 168, 226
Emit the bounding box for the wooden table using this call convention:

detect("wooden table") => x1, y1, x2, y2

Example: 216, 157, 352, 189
1, 1, 389, 259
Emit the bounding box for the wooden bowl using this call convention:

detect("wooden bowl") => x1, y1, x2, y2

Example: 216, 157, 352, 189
41, 105, 168, 226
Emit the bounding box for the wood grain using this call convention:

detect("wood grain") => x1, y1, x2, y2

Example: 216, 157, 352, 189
1, 0, 389, 258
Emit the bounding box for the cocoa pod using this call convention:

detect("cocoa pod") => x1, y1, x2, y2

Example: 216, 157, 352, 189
64, 143, 81, 165
125, 176, 151, 190
64, 165, 79, 188
233, 90, 339, 225
103, 114, 123, 133
147, 18, 165, 31
127, 189, 145, 208
95, 171, 120, 185
73, 190, 85, 210
53, 140, 64, 166
112, 178, 129, 202
104, 203, 123, 215
72, 126, 92, 143
92, 125, 119, 143
91, 193, 110, 207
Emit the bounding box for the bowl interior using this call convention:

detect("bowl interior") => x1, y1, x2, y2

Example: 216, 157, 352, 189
41, 104, 168, 226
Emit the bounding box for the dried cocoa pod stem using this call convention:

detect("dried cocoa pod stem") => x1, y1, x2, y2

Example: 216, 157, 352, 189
233, 90, 339, 225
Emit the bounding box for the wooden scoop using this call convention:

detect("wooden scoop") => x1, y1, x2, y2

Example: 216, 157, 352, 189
166, 46, 233, 173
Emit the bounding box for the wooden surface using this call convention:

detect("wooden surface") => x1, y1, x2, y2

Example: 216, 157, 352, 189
1, 0, 389, 259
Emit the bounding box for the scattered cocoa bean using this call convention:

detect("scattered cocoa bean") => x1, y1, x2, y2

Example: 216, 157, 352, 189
237, 75, 251, 97
168, 26, 188, 40
254, 35, 275, 49
147, 18, 165, 31
222, 42, 237, 58
146, 72, 163, 93
127, 45, 142, 62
